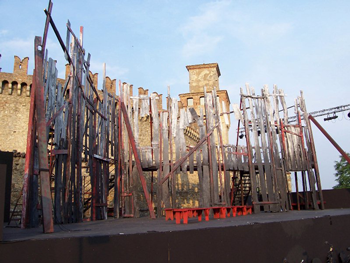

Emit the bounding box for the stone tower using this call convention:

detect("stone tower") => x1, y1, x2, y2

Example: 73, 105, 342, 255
179, 63, 231, 145
186, 63, 220, 93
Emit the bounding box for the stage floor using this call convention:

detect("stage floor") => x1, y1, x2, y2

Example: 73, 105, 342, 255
3, 208, 350, 242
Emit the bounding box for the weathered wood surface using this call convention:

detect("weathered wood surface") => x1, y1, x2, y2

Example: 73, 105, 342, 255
246, 85, 268, 211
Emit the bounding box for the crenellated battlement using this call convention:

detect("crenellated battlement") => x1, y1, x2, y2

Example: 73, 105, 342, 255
13, 56, 29, 75
0, 56, 119, 98
1, 56, 33, 97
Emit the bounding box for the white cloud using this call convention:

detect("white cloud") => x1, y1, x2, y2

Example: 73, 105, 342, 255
182, 34, 223, 58
181, 1, 231, 36
179, 1, 230, 58
0, 29, 8, 36
0, 37, 33, 55
229, 21, 293, 45
179, 1, 293, 58
0, 35, 65, 75
88, 61, 129, 89
90, 61, 129, 78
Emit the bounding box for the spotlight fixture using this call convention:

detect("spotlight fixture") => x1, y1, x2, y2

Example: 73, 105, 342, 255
348, 112, 350, 118
324, 114, 338, 121
239, 133, 244, 139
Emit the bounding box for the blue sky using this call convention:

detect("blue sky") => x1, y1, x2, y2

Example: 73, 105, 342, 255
1, 0, 349, 189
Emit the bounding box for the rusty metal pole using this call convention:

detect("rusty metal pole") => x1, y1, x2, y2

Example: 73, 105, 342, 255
309, 115, 350, 165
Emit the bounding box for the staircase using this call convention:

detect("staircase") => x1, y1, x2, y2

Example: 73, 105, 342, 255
232, 172, 251, 206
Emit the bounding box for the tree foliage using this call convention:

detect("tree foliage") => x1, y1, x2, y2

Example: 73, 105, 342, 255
333, 152, 350, 189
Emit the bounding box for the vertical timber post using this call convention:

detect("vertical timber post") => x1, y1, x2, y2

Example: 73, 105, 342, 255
34, 36, 54, 233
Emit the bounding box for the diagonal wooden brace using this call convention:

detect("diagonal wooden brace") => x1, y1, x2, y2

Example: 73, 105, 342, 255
160, 124, 218, 185
120, 102, 156, 219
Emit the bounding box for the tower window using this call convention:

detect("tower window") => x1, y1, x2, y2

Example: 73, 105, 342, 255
187, 98, 193, 106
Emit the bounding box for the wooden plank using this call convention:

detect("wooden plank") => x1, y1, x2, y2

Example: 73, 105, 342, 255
120, 101, 156, 219
263, 85, 287, 211
151, 94, 160, 167
242, 147, 249, 172
189, 146, 194, 174
179, 109, 188, 172
300, 92, 324, 209
113, 97, 120, 218
175, 125, 180, 173
132, 97, 139, 148
111, 96, 116, 157
190, 107, 210, 207
240, 89, 258, 212
284, 126, 294, 170
231, 146, 237, 171
33, 36, 54, 232
205, 92, 219, 205
246, 85, 268, 210
196, 148, 204, 207
297, 110, 318, 210
272, 86, 289, 210
279, 89, 292, 170
91, 98, 98, 221
212, 88, 230, 205
147, 148, 153, 168
115, 99, 121, 218
76, 40, 84, 223
292, 125, 303, 170
254, 97, 276, 210
237, 146, 243, 171
69, 39, 78, 222
162, 112, 171, 208
168, 94, 176, 208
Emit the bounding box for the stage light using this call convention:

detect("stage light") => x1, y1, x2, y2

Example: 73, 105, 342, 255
324, 115, 338, 121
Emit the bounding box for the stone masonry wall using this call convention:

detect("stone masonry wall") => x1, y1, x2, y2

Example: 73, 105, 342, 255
0, 92, 31, 153
11, 153, 25, 210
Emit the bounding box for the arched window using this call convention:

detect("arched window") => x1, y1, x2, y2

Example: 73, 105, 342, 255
200, 96, 205, 105
11, 81, 18, 95
0, 80, 9, 94
20, 82, 27, 96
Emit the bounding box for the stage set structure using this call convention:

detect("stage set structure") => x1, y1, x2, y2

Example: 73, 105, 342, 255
19, 1, 325, 233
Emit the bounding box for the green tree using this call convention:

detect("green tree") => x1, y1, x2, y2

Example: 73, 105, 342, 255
333, 153, 350, 189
